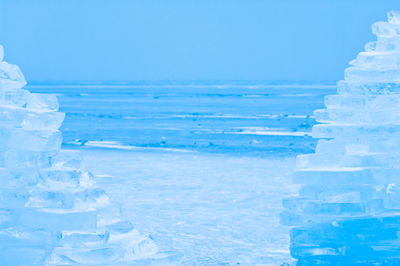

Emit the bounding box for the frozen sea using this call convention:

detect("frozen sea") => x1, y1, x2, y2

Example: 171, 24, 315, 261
28, 81, 335, 265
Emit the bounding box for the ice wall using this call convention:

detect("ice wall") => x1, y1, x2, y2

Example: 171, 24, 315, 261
281, 11, 400, 265
0, 46, 158, 265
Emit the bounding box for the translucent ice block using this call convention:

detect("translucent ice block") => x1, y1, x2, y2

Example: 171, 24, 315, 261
312, 124, 400, 140
337, 81, 400, 95
0, 89, 30, 107
314, 108, 400, 125
292, 169, 377, 186
26, 93, 59, 112
352, 51, 400, 68
296, 153, 396, 169
372, 21, 400, 37
344, 67, 400, 83
0, 129, 62, 151
388, 10, 400, 24
0, 107, 65, 130
0, 62, 26, 90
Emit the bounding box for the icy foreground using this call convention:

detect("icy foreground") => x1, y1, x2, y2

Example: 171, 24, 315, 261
0, 45, 159, 265
281, 11, 400, 264
81, 149, 297, 264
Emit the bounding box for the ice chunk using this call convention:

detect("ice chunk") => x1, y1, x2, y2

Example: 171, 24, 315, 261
47, 246, 124, 265
312, 124, 400, 139
0, 129, 63, 151
383, 183, 400, 208
58, 231, 109, 248
352, 51, 400, 68
0, 107, 65, 130
298, 185, 375, 202
292, 169, 376, 186
21, 111, 65, 130
290, 216, 400, 261
26, 93, 59, 111
324, 94, 400, 109
1, 89, 31, 107
375, 37, 400, 52
0, 62, 27, 90
296, 152, 396, 169
372, 21, 400, 37
364, 41, 377, 52
314, 107, 400, 125
344, 67, 400, 83
52, 150, 82, 169
388, 10, 400, 24
337, 81, 400, 95
26, 190, 75, 209
48, 221, 158, 264
315, 139, 347, 154
0, 187, 30, 208
2, 150, 56, 169
38, 169, 91, 189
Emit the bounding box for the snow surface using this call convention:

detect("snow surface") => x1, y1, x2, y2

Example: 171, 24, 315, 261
81, 148, 298, 265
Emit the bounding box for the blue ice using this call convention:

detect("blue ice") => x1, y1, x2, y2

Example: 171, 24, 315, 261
0, 45, 160, 265
281, 10, 400, 265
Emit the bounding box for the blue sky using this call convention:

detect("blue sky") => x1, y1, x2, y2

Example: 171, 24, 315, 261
1, 0, 400, 81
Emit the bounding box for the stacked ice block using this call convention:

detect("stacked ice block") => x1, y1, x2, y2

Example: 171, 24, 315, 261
281, 11, 400, 265
0, 45, 159, 265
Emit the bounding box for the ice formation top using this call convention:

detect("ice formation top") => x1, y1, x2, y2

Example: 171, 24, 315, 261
345, 10, 400, 84
0, 45, 27, 91
314, 10, 400, 128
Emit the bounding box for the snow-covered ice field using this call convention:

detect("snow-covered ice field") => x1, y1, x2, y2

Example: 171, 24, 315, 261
80, 148, 297, 264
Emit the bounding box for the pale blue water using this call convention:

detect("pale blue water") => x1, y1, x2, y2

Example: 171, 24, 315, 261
27, 81, 336, 156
